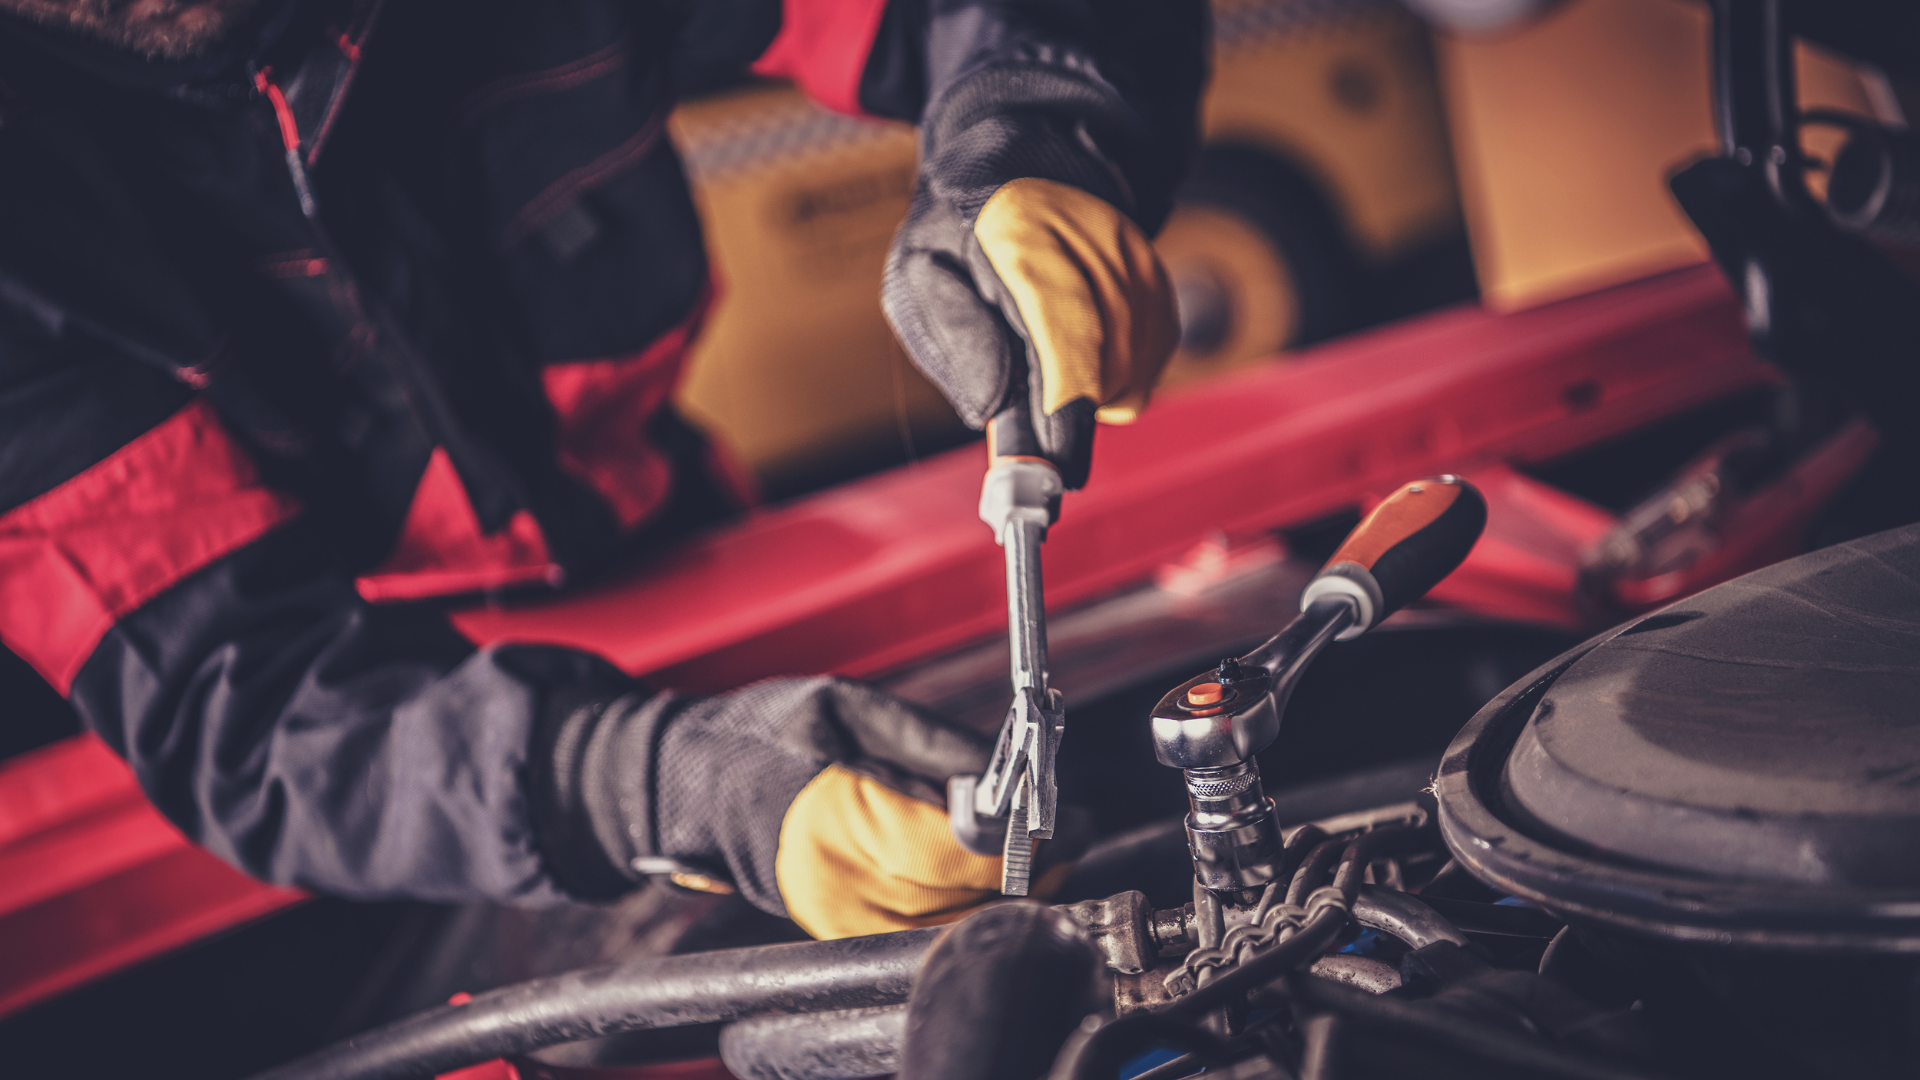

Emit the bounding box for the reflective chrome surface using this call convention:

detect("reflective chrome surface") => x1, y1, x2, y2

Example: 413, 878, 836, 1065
1150, 596, 1358, 770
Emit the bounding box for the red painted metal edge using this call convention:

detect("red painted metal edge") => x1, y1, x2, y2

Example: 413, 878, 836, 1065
451, 264, 1769, 690
0, 747, 304, 1016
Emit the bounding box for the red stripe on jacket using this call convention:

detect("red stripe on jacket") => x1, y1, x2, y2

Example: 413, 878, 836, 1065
358, 291, 715, 603
355, 448, 562, 603
0, 400, 301, 693
751, 0, 893, 116
542, 286, 714, 531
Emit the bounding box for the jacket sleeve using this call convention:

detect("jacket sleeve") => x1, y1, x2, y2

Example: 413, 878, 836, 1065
0, 311, 630, 905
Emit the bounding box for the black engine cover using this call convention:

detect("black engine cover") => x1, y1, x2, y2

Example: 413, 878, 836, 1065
1437, 523, 1920, 950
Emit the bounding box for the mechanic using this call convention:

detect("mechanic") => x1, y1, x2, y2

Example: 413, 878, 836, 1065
0, 0, 1203, 940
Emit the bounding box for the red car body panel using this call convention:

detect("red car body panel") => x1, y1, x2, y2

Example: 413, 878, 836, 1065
1, 265, 1851, 1028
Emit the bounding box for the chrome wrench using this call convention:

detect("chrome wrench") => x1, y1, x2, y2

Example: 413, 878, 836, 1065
949, 403, 1066, 896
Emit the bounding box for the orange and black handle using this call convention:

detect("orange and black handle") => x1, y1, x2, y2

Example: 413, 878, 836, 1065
1300, 476, 1486, 639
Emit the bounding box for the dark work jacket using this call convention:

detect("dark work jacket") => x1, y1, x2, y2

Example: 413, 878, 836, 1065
0, 0, 1203, 903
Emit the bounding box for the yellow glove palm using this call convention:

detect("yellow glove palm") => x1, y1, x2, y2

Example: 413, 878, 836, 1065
973, 178, 1180, 426
776, 764, 1005, 940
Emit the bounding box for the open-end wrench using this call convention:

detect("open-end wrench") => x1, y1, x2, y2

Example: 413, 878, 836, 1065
948, 398, 1066, 896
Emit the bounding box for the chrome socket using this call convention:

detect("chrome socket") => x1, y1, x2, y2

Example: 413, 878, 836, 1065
1182, 759, 1285, 894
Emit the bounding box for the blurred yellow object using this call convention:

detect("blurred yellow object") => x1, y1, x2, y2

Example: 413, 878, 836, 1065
1203, 0, 1460, 263
671, 0, 1463, 492
1159, 0, 1461, 389
1436, 0, 1890, 312
668, 89, 941, 494
775, 764, 1004, 940
1154, 203, 1299, 387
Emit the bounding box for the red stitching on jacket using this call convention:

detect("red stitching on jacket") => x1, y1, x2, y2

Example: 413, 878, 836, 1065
499, 111, 665, 250
458, 38, 631, 125
256, 251, 329, 278
305, 18, 379, 167
0, 400, 301, 693
172, 342, 233, 389
252, 68, 302, 153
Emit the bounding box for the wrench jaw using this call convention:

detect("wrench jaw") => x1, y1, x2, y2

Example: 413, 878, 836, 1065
1000, 688, 1065, 896
1024, 687, 1065, 841
973, 701, 1025, 821
950, 686, 1067, 895
1001, 784, 1035, 896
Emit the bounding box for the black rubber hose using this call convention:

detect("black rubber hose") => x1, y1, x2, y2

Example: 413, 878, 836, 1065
897, 904, 1108, 1080
1282, 972, 1660, 1080
1330, 824, 1411, 895
1274, 824, 1327, 890
719, 1005, 907, 1080
1282, 839, 1344, 907
246, 928, 942, 1080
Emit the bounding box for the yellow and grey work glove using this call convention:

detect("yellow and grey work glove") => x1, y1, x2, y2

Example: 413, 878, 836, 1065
882, 62, 1190, 489
532, 676, 1008, 939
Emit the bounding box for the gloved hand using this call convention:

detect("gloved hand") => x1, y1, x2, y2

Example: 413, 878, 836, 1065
882, 68, 1184, 489
532, 676, 1007, 939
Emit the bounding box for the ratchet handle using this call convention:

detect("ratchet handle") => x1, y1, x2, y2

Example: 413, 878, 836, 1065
1299, 476, 1486, 639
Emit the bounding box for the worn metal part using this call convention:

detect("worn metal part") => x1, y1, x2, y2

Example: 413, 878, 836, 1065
1113, 959, 1187, 1015
1307, 954, 1403, 994
1158, 826, 1415, 1012
1060, 891, 1156, 975
719, 1006, 904, 1080
1306, 800, 1427, 839
1151, 904, 1194, 955
1193, 879, 1225, 951
1166, 887, 1352, 997
1353, 887, 1472, 950
244, 928, 940, 1080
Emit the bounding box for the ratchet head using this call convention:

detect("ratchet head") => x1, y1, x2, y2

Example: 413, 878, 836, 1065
1150, 477, 1487, 769
1148, 603, 1350, 770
